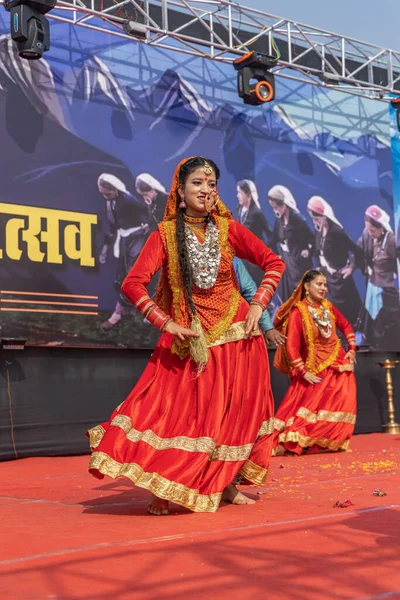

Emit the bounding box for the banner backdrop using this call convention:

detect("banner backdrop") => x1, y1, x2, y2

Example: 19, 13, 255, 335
0, 20, 399, 350
390, 101, 400, 307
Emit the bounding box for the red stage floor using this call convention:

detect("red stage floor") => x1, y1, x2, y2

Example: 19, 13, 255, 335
1, 433, 400, 600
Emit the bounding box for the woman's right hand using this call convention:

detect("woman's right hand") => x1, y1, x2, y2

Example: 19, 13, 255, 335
303, 372, 322, 385
205, 189, 218, 213
165, 321, 200, 343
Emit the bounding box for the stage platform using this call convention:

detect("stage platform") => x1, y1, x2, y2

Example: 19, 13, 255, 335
1, 433, 400, 600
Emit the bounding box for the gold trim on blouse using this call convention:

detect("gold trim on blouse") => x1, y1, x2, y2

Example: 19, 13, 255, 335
208, 320, 261, 348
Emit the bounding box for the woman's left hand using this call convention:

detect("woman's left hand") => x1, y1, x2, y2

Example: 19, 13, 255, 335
345, 350, 357, 364
264, 329, 287, 346
244, 304, 263, 337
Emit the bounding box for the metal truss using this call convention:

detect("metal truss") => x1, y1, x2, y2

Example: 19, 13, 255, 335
32, 0, 400, 102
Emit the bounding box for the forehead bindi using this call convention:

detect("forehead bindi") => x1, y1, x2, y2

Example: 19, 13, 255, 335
189, 168, 216, 182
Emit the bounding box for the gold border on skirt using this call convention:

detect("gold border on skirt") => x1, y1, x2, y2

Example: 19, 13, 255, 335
89, 451, 222, 513
94, 414, 274, 462
278, 431, 350, 452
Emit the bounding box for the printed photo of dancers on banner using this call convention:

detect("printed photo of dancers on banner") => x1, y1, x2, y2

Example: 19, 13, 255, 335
0, 21, 399, 351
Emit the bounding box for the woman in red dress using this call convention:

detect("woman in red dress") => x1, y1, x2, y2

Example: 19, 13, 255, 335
273, 270, 357, 455
87, 156, 284, 514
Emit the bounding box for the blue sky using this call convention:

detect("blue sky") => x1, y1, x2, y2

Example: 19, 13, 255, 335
243, 0, 400, 51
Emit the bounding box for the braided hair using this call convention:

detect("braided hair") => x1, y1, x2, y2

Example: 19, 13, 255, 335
301, 269, 325, 299
176, 156, 220, 316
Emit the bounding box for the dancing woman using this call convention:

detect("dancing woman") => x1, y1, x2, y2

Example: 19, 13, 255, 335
87, 156, 284, 514
273, 270, 357, 455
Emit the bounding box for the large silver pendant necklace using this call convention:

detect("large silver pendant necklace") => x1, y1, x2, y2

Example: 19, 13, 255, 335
307, 303, 332, 339
184, 220, 221, 289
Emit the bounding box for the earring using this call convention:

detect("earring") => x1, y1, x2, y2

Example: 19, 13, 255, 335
179, 201, 187, 209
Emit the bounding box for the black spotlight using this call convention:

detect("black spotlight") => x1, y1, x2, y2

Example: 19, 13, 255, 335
391, 97, 400, 132
3, 0, 56, 60
233, 51, 276, 106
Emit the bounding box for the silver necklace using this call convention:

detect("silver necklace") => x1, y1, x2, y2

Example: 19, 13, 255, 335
307, 303, 332, 339
184, 221, 221, 289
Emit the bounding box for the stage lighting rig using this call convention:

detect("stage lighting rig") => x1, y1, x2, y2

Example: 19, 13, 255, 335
391, 97, 400, 131
122, 20, 148, 40
3, 0, 56, 60
233, 51, 276, 106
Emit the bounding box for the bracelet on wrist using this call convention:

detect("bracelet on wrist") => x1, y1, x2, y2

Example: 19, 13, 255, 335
160, 317, 173, 333
250, 301, 265, 310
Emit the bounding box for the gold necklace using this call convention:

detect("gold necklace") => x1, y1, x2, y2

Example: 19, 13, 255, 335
183, 214, 208, 224
305, 297, 321, 309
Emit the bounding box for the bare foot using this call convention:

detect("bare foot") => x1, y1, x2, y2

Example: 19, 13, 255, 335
147, 495, 170, 515
221, 483, 256, 505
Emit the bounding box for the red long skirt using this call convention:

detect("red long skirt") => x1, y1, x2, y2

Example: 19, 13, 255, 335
274, 368, 357, 455
87, 331, 275, 512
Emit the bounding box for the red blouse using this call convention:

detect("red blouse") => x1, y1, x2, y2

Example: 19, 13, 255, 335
121, 219, 285, 334
285, 299, 356, 377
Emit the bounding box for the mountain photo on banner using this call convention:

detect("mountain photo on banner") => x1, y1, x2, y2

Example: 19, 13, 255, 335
0, 20, 398, 351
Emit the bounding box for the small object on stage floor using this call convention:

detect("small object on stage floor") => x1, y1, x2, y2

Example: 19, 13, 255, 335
373, 488, 387, 497
333, 499, 354, 508
377, 359, 400, 435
